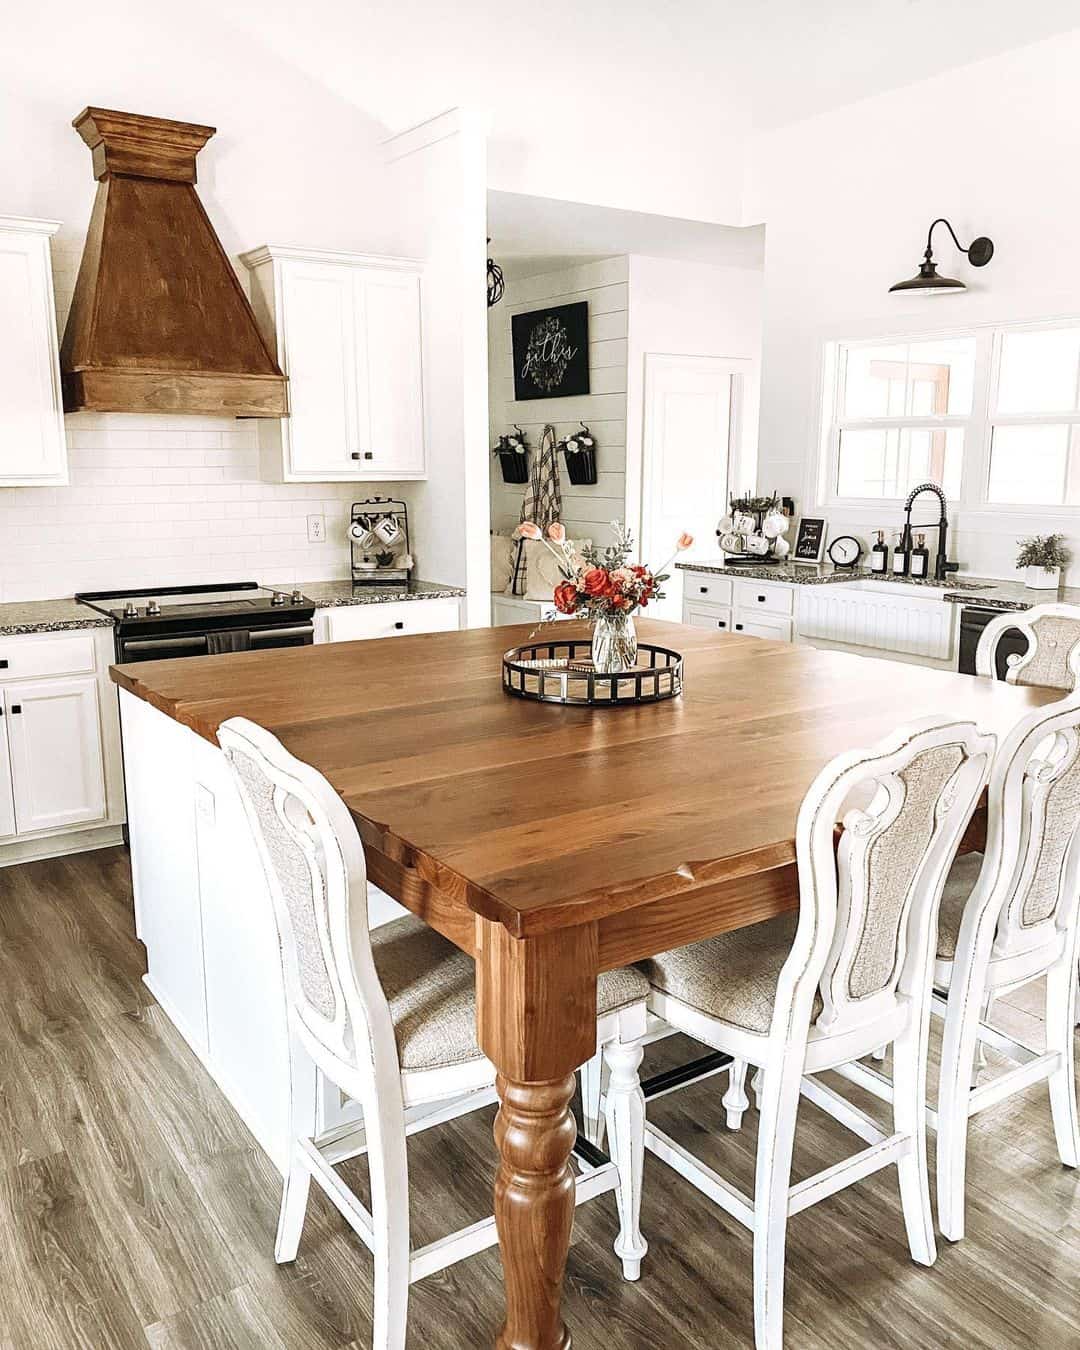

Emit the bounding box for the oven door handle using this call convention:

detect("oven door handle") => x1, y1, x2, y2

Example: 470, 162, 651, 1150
120, 635, 210, 654
249, 624, 314, 644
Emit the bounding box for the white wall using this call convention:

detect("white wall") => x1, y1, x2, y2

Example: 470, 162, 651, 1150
489, 257, 629, 544
749, 30, 1080, 584
388, 112, 491, 624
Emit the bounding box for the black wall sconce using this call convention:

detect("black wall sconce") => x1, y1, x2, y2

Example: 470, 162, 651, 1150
890, 218, 994, 296
487, 238, 505, 308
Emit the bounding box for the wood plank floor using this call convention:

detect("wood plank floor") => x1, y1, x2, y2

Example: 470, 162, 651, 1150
1, 845, 1078, 1349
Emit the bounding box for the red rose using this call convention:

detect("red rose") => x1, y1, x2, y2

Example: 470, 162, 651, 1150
553, 581, 579, 615
582, 567, 611, 598
631, 564, 648, 578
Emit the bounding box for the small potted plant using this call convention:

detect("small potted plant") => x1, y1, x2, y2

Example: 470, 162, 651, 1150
1016, 533, 1070, 590
556, 423, 598, 486
494, 426, 529, 484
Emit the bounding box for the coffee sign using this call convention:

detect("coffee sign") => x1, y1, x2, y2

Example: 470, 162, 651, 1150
511, 301, 590, 401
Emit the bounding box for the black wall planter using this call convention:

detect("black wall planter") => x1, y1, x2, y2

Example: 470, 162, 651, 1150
561, 447, 597, 486
497, 450, 529, 484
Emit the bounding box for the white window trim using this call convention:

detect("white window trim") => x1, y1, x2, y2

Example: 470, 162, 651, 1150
817, 316, 1080, 522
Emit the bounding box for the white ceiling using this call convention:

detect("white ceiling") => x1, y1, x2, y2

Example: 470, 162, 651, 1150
488, 191, 765, 279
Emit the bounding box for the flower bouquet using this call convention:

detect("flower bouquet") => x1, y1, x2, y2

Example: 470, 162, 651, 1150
518, 519, 692, 672
555, 423, 598, 485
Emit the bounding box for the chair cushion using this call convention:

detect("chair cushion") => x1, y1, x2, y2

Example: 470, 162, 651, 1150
371, 916, 649, 1073
936, 852, 984, 960
638, 913, 819, 1035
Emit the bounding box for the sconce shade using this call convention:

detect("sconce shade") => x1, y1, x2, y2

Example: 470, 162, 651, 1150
890, 220, 994, 296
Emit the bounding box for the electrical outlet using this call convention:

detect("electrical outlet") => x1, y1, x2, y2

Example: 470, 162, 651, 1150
307, 514, 326, 543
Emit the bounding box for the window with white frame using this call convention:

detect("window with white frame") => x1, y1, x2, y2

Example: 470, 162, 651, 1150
825, 335, 975, 502
821, 320, 1080, 509
989, 325, 1080, 506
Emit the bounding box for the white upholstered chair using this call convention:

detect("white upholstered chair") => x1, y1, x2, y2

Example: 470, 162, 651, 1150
931, 689, 1080, 1239
219, 717, 650, 1350
975, 602, 1080, 691
636, 718, 995, 1350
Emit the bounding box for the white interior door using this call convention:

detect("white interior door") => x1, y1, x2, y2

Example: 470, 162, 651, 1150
641, 355, 740, 621
6, 677, 106, 833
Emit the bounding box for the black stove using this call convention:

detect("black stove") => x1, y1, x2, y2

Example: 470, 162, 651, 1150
76, 582, 316, 663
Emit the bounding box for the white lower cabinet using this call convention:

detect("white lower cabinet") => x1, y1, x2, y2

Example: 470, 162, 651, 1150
683, 600, 733, 633
0, 714, 14, 840
733, 613, 793, 641
319, 598, 461, 644
4, 677, 106, 833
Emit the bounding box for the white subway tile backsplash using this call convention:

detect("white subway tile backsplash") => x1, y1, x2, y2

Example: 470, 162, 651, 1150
0, 412, 358, 600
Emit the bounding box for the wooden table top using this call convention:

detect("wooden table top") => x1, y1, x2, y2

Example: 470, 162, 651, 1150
112, 620, 1055, 938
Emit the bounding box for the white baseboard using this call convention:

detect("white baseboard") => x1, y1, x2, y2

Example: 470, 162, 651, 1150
0, 823, 125, 869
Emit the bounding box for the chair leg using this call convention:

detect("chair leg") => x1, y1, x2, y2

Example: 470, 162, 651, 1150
604, 1036, 648, 1281
871, 1044, 887, 1062
971, 992, 992, 1086
365, 1092, 412, 1350
580, 1048, 607, 1148
274, 1147, 312, 1263
891, 1013, 936, 1267
723, 1059, 750, 1130
752, 1058, 802, 1350
1046, 949, 1080, 1168
751, 1065, 763, 1111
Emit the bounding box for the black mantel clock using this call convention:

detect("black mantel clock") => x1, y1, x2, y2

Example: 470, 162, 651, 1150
828, 535, 863, 569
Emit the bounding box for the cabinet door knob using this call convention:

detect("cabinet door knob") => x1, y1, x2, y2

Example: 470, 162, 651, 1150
364, 451, 374, 460
394, 621, 404, 630
0, 658, 7, 669
350, 452, 361, 460
10, 704, 21, 714
757, 594, 766, 603
718, 620, 726, 628
735, 624, 743, 632
699, 586, 707, 594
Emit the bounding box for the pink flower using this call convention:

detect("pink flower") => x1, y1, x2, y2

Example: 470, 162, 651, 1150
677, 532, 694, 550
547, 522, 566, 543
518, 522, 542, 540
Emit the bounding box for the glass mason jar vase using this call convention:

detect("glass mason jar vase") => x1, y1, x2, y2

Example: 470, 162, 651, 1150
591, 609, 638, 673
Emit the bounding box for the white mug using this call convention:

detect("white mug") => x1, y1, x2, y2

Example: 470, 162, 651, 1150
745, 533, 771, 556
762, 509, 788, 539
719, 530, 743, 553
374, 517, 403, 546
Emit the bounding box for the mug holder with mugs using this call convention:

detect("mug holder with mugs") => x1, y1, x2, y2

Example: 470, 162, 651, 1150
350, 497, 413, 587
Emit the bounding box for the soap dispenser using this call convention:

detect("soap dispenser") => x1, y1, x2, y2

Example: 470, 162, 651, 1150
909, 532, 930, 579
892, 530, 909, 577
870, 530, 889, 574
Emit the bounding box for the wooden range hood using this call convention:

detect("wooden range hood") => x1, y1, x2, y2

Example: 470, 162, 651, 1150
61, 108, 287, 417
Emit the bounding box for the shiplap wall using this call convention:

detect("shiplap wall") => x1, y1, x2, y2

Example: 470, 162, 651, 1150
488, 257, 628, 543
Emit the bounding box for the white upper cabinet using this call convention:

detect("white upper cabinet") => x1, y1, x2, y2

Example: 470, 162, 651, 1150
242, 245, 426, 482
0, 217, 68, 486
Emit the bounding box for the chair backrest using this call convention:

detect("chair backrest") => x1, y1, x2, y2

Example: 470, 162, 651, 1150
773, 719, 995, 1041
975, 603, 1080, 691
218, 717, 400, 1094
963, 689, 1080, 961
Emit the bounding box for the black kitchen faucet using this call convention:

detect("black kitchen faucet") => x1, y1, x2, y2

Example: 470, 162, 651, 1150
900, 482, 958, 582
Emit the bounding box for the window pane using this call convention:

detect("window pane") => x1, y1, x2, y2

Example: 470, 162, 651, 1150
837, 428, 963, 499
842, 337, 975, 419
997, 328, 1080, 414
988, 424, 1080, 505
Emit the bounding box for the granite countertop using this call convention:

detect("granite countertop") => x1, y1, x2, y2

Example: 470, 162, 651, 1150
298, 579, 465, 607
675, 560, 1079, 612
0, 598, 115, 637
0, 579, 466, 637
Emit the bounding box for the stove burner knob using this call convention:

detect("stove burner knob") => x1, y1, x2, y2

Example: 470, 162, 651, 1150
146, 600, 161, 617
124, 601, 139, 618
271, 590, 287, 606
289, 589, 303, 604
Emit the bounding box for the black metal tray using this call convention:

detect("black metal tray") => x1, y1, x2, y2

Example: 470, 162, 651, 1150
502, 639, 683, 706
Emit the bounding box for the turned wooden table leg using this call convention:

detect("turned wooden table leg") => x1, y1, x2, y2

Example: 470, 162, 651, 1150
477, 919, 599, 1350
493, 1073, 577, 1350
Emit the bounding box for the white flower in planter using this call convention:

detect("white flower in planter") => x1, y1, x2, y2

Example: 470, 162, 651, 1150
565, 438, 580, 452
